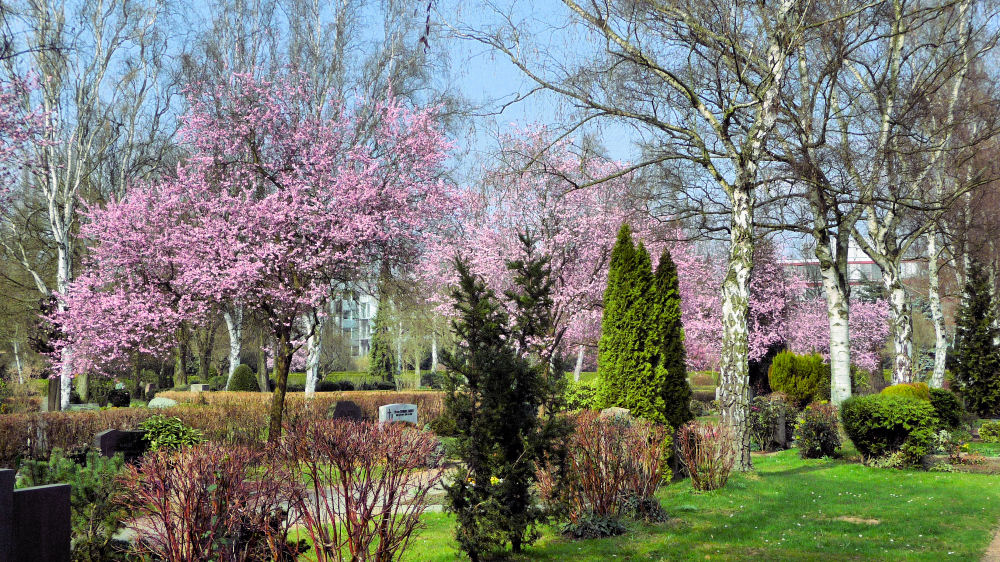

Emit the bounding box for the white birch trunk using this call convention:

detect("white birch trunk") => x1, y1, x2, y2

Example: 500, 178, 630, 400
57, 243, 73, 409
719, 187, 754, 471
12, 340, 23, 385
820, 262, 852, 404
223, 307, 244, 390
304, 314, 325, 398
573, 345, 585, 382
431, 334, 438, 372
884, 268, 913, 384
927, 233, 948, 388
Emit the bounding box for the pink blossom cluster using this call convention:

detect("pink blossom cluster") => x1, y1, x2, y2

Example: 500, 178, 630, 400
786, 296, 891, 373
56, 72, 455, 375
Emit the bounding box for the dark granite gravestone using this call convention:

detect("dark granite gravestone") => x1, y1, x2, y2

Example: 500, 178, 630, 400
47, 377, 61, 412
330, 400, 364, 421
95, 429, 149, 463
0, 469, 70, 562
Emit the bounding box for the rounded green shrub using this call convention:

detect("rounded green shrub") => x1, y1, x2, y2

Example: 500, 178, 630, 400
840, 394, 938, 464
139, 415, 203, 451
881, 382, 930, 401
228, 364, 258, 391
767, 351, 831, 407
794, 402, 840, 458
980, 420, 1000, 443
565, 378, 600, 410
928, 388, 963, 429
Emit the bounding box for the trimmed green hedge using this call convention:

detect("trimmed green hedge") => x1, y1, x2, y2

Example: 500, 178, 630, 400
228, 365, 258, 392
840, 394, 937, 463
768, 352, 830, 407
881, 382, 930, 401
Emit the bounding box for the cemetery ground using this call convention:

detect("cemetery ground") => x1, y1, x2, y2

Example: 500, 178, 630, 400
282, 441, 1000, 561
7, 384, 1000, 560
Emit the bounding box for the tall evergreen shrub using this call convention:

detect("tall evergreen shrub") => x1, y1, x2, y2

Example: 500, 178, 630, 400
597, 224, 692, 427
368, 302, 396, 383
953, 260, 1000, 417
442, 237, 569, 561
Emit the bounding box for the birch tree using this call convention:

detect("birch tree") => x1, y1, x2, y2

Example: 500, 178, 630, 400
457, 0, 806, 469
1, 0, 172, 408
843, 0, 999, 384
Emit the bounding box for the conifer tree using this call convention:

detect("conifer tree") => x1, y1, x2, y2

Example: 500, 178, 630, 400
368, 302, 396, 383
653, 248, 694, 429
442, 234, 568, 560
597, 223, 639, 408
954, 260, 1000, 417
597, 225, 692, 426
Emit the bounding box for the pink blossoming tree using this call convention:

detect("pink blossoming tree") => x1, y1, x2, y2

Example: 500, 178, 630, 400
57, 72, 454, 438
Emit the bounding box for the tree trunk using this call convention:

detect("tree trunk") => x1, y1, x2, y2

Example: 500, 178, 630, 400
57, 238, 73, 409
819, 261, 852, 404
267, 329, 293, 442
573, 344, 585, 382
196, 324, 216, 382
431, 334, 438, 372
927, 233, 948, 388
256, 344, 269, 392
884, 267, 913, 384
223, 307, 243, 390
12, 340, 23, 385
174, 331, 189, 387
304, 314, 324, 398
718, 187, 754, 471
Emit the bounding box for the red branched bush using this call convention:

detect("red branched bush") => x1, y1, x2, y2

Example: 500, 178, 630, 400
283, 420, 444, 562
119, 442, 301, 561
537, 411, 671, 524
677, 421, 737, 491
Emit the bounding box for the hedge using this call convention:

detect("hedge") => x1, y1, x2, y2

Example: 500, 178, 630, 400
840, 394, 938, 463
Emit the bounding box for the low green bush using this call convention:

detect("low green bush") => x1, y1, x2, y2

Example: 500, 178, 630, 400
794, 402, 840, 459
229, 364, 258, 391
980, 420, 1000, 443
840, 394, 938, 465
928, 388, 964, 429
208, 375, 226, 391
139, 415, 204, 451
881, 382, 931, 401
107, 388, 131, 408
565, 378, 600, 410
768, 351, 831, 407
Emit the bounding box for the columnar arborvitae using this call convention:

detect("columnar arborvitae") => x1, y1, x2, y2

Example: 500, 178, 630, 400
368, 302, 396, 383
596, 223, 640, 410
597, 225, 692, 426
652, 248, 693, 428
953, 260, 1000, 417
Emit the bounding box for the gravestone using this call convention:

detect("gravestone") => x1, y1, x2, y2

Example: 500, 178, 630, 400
773, 410, 789, 449
378, 403, 418, 425
190, 384, 210, 392
330, 400, 364, 421
46, 378, 61, 412
0, 469, 70, 562
95, 429, 149, 463
600, 407, 632, 422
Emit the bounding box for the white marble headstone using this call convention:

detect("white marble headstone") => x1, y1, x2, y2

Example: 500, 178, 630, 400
378, 403, 418, 424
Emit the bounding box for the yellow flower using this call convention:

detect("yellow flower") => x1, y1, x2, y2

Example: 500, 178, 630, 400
490, 475, 501, 485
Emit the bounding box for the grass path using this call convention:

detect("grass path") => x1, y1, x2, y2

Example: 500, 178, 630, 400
395, 449, 1000, 561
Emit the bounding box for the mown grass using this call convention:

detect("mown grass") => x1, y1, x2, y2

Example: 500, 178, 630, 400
376, 448, 1000, 561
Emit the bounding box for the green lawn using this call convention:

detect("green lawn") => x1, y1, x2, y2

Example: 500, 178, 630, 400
394, 448, 1000, 561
